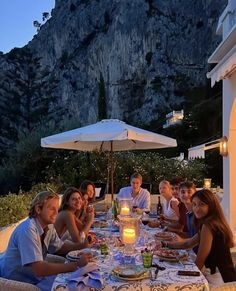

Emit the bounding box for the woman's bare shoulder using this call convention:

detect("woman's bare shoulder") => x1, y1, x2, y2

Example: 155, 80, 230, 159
58, 209, 75, 220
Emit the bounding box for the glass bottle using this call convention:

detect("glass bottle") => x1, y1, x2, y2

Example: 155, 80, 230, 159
157, 195, 162, 217
112, 199, 118, 220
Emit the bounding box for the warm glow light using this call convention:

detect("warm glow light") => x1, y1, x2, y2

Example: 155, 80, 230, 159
204, 178, 211, 189
123, 228, 136, 244
220, 136, 228, 156
120, 206, 130, 216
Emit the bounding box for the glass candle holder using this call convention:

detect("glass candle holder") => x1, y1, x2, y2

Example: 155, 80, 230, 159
118, 198, 132, 216
119, 215, 140, 254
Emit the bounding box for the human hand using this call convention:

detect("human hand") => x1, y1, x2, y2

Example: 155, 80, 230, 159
87, 209, 94, 223
77, 252, 93, 267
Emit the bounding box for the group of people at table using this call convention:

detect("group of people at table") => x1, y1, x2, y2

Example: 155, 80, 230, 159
0, 172, 236, 290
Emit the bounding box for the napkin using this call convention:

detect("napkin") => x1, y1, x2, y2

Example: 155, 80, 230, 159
66, 262, 103, 291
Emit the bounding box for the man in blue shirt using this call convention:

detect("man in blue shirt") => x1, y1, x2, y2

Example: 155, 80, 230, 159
0, 191, 91, 290
117, 172, 151, 212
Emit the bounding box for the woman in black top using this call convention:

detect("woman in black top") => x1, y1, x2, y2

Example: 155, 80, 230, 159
192, 189, 236, 282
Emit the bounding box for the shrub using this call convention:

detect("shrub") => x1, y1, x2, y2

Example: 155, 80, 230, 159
0, 182, 60, 227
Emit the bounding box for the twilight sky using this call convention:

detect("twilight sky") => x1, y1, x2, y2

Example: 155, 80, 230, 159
0, 0, 55, 53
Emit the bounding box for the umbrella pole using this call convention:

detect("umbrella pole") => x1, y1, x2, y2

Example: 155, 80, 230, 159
110, 141, 114, 201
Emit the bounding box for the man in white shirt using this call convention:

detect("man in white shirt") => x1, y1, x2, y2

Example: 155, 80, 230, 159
117, 172, 151, 212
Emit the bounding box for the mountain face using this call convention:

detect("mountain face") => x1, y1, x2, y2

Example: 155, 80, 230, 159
0, 0, 226, 150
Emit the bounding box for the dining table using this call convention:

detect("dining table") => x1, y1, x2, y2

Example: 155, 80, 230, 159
52, 213, 209, 291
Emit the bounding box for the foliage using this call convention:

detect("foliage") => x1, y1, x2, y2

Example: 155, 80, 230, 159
145, 52, 153, 66
0, 182, 59, 227
97, 72, 107, 120
0, 193, 33, 227
0, 47, 60, 162
151, 76, 163, 92
114, 152, 206, 193
0, 117, 81, 194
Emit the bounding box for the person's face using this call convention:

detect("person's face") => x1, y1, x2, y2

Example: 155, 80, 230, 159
192, 196, 209, 219
179, 187, 195, 204
86, 185, 94, 199
159, 182, 171, 198
131, 178, 142, 192
36, 197, 59, 227
171, 185, 180, 199
68, 192, 82, 210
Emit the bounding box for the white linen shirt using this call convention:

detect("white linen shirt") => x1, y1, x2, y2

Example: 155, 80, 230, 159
162, 196, 179, 220
117, 186, 151, 210
0, 217, 63, 285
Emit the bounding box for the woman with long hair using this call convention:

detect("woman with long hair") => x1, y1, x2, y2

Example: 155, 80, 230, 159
166, 189, 236, 283
80, 180, 96, 204
191, 189, 236, 282
55, 187, 94, 242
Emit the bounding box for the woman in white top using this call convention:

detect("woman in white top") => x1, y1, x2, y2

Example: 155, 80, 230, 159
159, 180, 179, 221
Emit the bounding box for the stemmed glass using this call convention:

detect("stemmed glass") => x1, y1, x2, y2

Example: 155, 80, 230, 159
141, 212, 149, 245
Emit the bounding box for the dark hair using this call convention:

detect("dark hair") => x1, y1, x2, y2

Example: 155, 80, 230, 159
191, 189, 234, 248
179, 181, 196, 191
59, 187, 81, 211
170, 177, 185, 186
79, 180, 95, 203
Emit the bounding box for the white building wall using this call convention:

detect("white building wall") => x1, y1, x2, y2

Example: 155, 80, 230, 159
222, 75, 236, 232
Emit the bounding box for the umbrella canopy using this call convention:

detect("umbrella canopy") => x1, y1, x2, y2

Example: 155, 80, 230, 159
41, 119, 177, 198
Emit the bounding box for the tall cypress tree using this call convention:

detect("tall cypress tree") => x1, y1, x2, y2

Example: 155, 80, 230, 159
0, 47, 59, 163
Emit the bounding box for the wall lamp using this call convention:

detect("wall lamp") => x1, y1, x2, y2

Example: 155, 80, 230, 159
220, 136, 228, 157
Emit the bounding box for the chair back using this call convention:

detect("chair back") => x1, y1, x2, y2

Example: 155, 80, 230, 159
94, 182, 107, 201
141, 183, 152, 193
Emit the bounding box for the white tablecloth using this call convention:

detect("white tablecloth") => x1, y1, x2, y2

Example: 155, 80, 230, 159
52, 228, 209, 291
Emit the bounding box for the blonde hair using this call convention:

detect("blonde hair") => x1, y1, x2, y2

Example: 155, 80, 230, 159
159, 180, 171, 188
29, 191, 59, 218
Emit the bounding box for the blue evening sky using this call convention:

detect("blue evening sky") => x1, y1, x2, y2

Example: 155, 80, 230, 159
0, 0, 55, 53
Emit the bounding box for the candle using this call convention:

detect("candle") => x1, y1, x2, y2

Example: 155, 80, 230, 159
123, 228, 136, 244
204, 178, 211, 189
120, 206, 130, 216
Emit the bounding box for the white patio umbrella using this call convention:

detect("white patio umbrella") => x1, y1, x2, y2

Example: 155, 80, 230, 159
41, 119, 177, 199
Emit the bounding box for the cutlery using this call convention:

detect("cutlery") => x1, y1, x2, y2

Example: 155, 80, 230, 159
175, 255, 185, 268
155, 267, 159, 279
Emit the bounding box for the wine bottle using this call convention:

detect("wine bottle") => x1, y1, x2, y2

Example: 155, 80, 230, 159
112, 200, 118, 219
157, 195, 163, 217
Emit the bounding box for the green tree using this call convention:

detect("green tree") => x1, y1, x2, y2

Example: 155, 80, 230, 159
97, 72, 107, 120
0, 47, 59, 163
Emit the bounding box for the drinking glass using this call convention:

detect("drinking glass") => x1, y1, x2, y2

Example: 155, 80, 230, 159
141, 252, 153, 268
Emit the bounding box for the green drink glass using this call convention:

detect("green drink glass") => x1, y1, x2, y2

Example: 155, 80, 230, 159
141, 252, 153, 268
100, 242, 108, 255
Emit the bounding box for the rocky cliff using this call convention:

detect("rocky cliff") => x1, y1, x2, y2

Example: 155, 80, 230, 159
0, 0, 227, 149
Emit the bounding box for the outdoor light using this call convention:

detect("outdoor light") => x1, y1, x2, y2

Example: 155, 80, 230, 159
119, 215, 140, 254
220, 136, 228, 156
204, 178, 212, 189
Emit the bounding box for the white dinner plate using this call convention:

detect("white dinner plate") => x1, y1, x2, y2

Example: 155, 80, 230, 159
66, 248, 99, 261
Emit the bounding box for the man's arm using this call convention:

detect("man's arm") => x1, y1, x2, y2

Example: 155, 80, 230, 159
55, 240, 89, 255
30, 253, 91, 277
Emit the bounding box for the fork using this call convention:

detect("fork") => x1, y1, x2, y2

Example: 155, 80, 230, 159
175, 255, 185, 269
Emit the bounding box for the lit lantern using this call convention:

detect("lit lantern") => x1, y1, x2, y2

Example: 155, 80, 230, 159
119, 216, 140, 254
123, 228, 136, 244
118, 198, 132, 216
120, 206, 130, 216
204, 178, 212, 189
